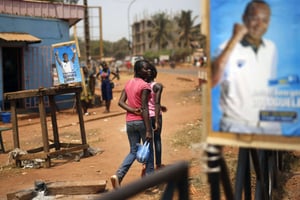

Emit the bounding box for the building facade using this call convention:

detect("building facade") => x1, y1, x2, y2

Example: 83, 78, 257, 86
131, 19, 154, 56
131, 18, 204, 62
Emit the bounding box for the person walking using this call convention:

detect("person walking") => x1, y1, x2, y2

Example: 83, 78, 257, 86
97, 62, 113, 113
141, 63, 167, 176
110, 60, 154, 189
87, 57, 98, 106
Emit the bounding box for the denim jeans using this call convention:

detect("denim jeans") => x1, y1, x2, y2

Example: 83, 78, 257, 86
116, 120, 154, 183
151, 115, 162, 166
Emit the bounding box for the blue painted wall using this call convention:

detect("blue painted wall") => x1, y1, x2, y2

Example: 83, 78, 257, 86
0, 14, 70, 45
0, 14, 75, 110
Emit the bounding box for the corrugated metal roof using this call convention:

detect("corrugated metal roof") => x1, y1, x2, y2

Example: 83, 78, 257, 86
0, 0, 84, 27
0, 32, 41, 43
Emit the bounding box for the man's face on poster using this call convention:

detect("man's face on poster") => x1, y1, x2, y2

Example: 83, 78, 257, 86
243, 3, 271, 41
63, 53, 69, 62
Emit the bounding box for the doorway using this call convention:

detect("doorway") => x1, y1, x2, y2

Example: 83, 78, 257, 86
2, 47, 23, 109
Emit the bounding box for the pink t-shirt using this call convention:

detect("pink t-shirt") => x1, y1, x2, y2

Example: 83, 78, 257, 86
148, 82, 156, 117
125, 78, 151, 122
148, 82, 163, 117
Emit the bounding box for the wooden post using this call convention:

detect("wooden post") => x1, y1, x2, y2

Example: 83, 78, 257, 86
75, 91, 89, 157
99, 6, 103, 60
83, 0, 90, 61
73, 25, 81, 58
48, 95, 60, 150
38, 95, 49, 153
10, 100, 20, 148
80, 67, 87, 97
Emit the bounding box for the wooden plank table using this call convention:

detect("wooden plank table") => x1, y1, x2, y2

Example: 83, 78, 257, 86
4, 85, 89, 167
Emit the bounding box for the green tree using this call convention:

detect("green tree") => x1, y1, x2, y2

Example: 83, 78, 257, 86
175, 10, 198, 48
112, 38, 131, 60
150, 12, 173, 50
88, 38, 130, 61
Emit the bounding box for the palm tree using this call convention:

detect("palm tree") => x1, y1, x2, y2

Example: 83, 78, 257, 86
175, 10, 198, 48
150, 12, 173, 50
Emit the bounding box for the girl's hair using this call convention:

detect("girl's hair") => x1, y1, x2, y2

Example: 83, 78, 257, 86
148, 63, 157, 81
134, 60, 151, 78
101, 61, 108, 67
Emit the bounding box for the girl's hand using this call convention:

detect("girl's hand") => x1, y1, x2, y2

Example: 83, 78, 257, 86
101, 72, 108, 78
145, 131, 152, 140
133, 108, 142, 115
161, 105, 167, 112
154, 121, 160, 131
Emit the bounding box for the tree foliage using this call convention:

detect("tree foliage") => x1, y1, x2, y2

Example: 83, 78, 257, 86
75, 9, 204, 62
150, 13, 173, 50
175, 10, 198, 48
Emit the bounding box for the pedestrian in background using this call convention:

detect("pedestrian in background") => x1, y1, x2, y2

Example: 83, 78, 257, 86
88, 56, 98, 106
97, 61, 113, 113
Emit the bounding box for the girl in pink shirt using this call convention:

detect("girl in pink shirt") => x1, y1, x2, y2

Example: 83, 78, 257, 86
140, 63, 167, 177
147, 64, 166, 170
110, 60, 154, 189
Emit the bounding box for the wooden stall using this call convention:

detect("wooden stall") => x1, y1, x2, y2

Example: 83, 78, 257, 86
4, 85, 89, 167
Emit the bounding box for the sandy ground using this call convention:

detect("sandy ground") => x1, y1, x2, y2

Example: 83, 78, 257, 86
0, 65, 299, 200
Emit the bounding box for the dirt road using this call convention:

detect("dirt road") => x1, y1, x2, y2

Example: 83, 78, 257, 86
0, 65, 299, 200
0, 65, 206, 199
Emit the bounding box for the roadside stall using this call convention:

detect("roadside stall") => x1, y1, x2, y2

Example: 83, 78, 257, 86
4, 85, 89, 168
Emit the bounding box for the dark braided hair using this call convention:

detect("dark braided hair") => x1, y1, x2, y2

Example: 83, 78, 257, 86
134, 60, 151, 78
148, 63, 157, 81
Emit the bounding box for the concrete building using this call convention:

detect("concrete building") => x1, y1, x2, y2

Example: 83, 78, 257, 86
0, 0, 84, 111
131, 19, 154, 56
131, 18, 204, 62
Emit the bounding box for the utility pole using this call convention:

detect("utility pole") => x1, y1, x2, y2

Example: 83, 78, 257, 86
127, 0, 136, 55
99, 6, 103, 60
83, 0, 91, 63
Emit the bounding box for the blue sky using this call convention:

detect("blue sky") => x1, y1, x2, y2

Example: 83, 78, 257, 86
75, 0, 201, 42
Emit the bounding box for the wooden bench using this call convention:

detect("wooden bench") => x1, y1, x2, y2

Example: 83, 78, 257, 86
0, 127, 12, 153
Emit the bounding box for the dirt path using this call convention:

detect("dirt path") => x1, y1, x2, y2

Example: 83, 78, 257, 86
0, 65, 299, 200
0, 65, 205, 199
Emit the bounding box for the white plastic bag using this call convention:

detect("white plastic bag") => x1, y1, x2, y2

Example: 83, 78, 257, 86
136, 141, 150, 163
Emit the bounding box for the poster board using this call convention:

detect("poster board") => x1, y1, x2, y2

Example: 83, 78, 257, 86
205, 0, 300, 151
52, 41, 82, 84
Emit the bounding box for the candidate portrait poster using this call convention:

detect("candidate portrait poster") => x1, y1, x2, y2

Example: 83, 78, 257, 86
52, 41, 81, 84
209, 0, 300, 146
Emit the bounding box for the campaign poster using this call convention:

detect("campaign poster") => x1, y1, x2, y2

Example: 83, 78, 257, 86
52, 41, 81, 84
210, 0, 300, 137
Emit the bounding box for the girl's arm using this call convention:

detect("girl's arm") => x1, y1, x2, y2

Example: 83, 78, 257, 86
118, 89, 142, 115
153, 83, 164, 131
141, 89, 152, 140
